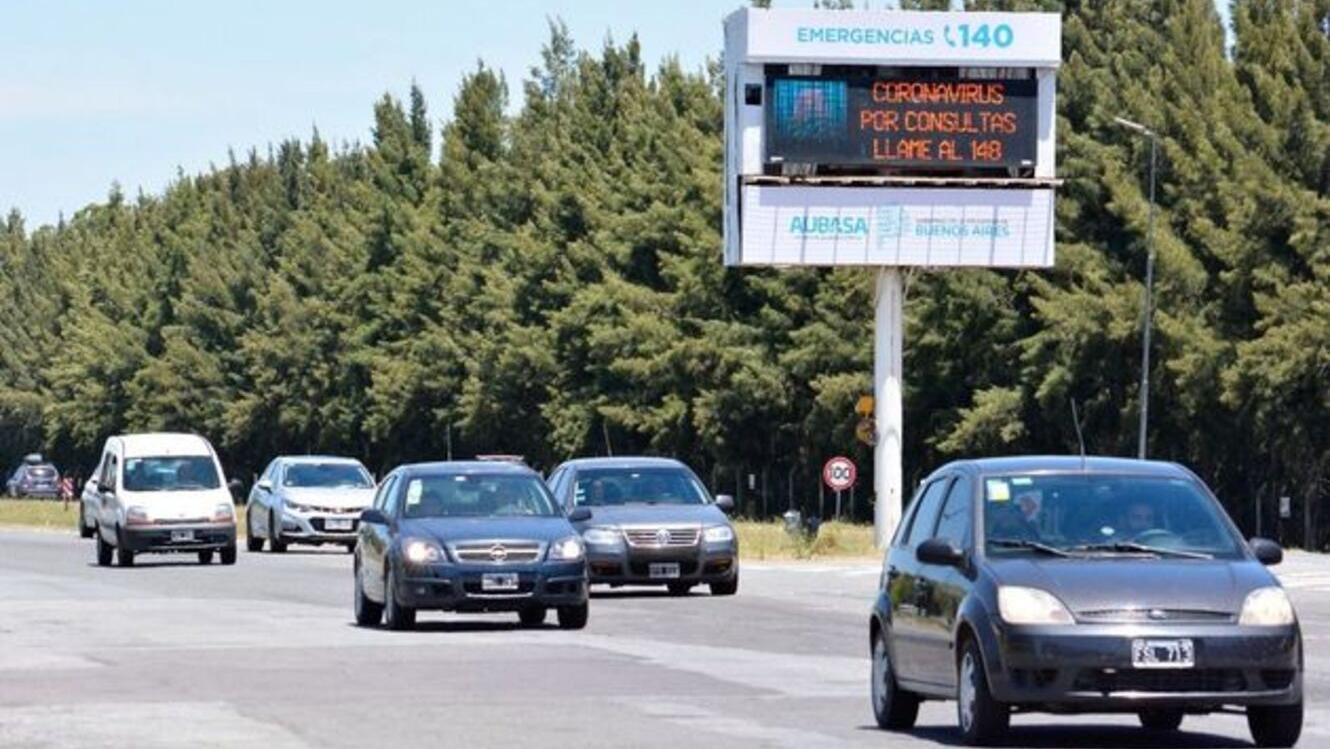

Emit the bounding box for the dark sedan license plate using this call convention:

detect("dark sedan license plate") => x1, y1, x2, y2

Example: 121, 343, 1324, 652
649, 563, 681, 579
170, 529, 195, 543
481, 573, 519, 592
1131, 638, 1195, 669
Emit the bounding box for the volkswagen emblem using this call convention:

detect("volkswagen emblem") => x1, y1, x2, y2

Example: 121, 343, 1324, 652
1147, 608, 1167, 621
655, 529, 671, 546
489, 544, 508, 562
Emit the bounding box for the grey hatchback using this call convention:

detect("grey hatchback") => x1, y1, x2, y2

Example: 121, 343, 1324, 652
869, 457, 1301, 747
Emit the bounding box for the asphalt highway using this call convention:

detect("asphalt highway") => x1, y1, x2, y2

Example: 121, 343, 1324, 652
0, 528, 1326, 748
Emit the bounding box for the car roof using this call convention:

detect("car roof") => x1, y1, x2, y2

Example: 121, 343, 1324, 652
931, 455, 1192, 479
397, 460, 537, 478
556, 456, 689, 471
276, 455, 366, 465
113, 432, 214, 459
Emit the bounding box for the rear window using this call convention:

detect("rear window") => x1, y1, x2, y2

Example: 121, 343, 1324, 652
28, 466, 57, 479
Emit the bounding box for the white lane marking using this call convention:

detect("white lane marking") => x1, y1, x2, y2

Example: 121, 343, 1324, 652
0, 701, 308, 749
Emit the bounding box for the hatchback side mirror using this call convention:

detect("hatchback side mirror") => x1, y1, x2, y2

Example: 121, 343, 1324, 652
917, 537, 966, 567
1249, 537, 1283, 566
361, 508, 388, 525
568, 506, 592, 523
715, 494, 735, 514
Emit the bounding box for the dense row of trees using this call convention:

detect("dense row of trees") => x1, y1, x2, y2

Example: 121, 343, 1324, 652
2, 1, 1328, 540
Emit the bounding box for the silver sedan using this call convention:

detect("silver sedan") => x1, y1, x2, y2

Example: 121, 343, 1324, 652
245, 456, 375, 553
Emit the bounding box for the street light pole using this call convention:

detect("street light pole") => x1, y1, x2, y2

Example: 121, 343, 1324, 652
1114, 117, 1159, 460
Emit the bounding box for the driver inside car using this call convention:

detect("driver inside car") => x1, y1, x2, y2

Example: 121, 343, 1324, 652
1119, 499, 1158, 538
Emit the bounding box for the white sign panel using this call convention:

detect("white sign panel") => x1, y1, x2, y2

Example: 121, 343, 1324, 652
733, 8, 1062, 68
737, 185, 1054, 268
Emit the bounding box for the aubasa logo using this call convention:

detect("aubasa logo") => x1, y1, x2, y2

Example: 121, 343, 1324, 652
788, 214, 869, 237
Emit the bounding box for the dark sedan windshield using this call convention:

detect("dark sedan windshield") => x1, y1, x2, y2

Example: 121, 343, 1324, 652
284, 462, 372, 489
402, 474, 558, 518
572, 467, 708, 507
983, 474, 1242, 559
123, 456, 221, 492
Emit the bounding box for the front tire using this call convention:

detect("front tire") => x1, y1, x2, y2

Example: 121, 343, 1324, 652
557, 603, 589, 630
79, 505, 94, 538
115, 527, 135, 567
871, 630, 919, 730
1138, 708, 1184, 731
519, 607, 546, 627
95, 526, 113, 566
1248, 701, 1302, 748
245, 512, 263, 552
219, 543, 237, 565
198, 550, 214, 564
269, 512, 287, 553
383, 566, 416, 631
353, 562, 383, 627
667, 581, 692, 596
709, 573, 738, 596
957, 639, 1008, 746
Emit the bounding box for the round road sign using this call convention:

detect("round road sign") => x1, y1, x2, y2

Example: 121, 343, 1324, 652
822, 456, 857, 492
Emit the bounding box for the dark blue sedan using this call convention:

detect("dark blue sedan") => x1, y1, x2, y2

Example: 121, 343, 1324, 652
353, 461, 590, 631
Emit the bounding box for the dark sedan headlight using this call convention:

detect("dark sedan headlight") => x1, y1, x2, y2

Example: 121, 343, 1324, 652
1239, 587, 1296, 626
703, 525, 735, 543
548, 536, 585, 561
403, 538, 446, 564
997, 585, 1075, 625
581, 527, 623, 548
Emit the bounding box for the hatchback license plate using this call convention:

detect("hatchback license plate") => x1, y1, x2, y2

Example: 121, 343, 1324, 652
1132, 638, 1195, 669
170, 529, 194, 543
481, 573, 519, 592
324, 518, 353, 531
649, 563, 681, 579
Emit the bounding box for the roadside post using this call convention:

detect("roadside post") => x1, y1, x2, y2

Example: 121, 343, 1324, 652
723, 7, 1062, 546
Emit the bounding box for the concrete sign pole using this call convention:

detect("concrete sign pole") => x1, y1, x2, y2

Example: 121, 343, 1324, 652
874, 268, 904, 548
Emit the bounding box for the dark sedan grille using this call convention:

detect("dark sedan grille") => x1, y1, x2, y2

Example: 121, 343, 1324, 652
623, 527, 700, 548
1075, 608, 1234, 624
1073, 668, 1247, 694
450, 541, 543, 564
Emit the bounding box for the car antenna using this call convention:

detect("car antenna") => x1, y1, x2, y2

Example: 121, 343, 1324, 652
1069, 398, 1087, 469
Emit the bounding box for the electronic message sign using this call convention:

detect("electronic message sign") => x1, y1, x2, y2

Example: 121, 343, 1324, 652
766, 76, 1038, 170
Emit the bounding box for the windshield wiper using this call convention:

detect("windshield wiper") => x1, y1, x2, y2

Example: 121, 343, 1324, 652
988, 538, 1079, 557
1068, 542, 1213, 560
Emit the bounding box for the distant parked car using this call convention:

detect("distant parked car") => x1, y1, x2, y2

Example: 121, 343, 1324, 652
869, 456, 1302, 748
91, 432, 238, 567
354, 460, 590, 630
6, 456, 61, 499
245, 456, 376, 553
545, 457, 738, 596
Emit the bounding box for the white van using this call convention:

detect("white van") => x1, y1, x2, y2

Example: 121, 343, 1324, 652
92, 433, 238, 566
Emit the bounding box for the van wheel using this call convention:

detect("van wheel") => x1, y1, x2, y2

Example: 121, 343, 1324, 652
96, 527, 113, 566
1248, 701, 1302, 747
198, 550, 214, 564
1138, 708, 1184, 731
383, 566, 416, 630
115, 527, 135, 567
269, 512, 287, 553
79, 505, 94, 538
353, 562, 383, 627
871, 631, 919, 729
957, 639, 1008, 746
557, 603, 589, 630
245, 513, 263, 552
219, 543, 237, 565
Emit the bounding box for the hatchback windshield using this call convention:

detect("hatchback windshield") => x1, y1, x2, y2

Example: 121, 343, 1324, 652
123, 456, 221, 492
284, 462, 372, 489
402, 474, 558, 518
572, 467, 708, 507
983, 473, 1242, 559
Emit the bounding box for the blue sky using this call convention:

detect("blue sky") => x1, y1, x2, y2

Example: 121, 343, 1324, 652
2, 1, 1232, 229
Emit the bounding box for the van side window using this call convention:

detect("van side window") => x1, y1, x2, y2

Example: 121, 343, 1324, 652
100, 455, 118, 491
903, 478, 952, 550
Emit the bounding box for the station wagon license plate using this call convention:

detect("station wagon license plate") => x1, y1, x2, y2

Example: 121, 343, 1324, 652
1131, 638, 1195, 669
649, 563, 681, 580
481, 573, 519, 592
170, 529, 194, 543
324, 518, 353, 531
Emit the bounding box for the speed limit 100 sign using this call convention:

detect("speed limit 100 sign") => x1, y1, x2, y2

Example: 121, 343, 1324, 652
823, 456, 857, 492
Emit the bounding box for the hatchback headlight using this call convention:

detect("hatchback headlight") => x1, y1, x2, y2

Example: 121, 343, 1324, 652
582, 527, 622, 547
403, 538, 445, 564
125, 506, 151, 526
548, 536, 585, 561
211, 503, 235, 523
703, 525, 735, 543
997, 586, 1075, 625
1239, 586, 1296, 626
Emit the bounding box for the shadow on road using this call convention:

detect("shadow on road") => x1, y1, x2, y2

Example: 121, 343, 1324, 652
860, 723, 1252, 748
